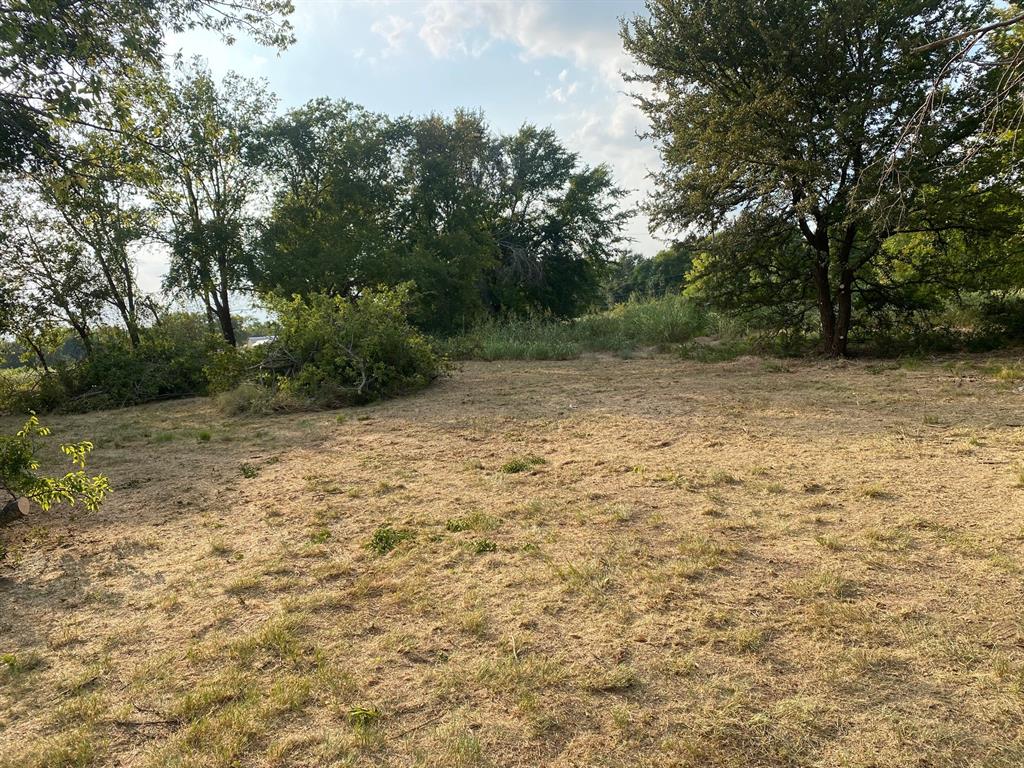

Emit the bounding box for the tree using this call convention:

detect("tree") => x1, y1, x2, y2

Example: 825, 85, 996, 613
32, 134, 153, 347
490, 126, 631, 318
0, 0, 293, 172
622, 0, 988, 355
0, 191, 106, 355
143, 62, 276, 346
399, 111, 501, 331
0, 268, 65, 372
251, 99, 407, 298
253, 106, 632, 333
604, 242, 694, 304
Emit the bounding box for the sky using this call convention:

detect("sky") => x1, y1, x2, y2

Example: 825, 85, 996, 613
152, 0, 663, 299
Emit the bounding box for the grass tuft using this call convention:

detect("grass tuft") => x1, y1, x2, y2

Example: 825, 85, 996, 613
443, 294, 711, 360
583, 664, 638, 692
446, 510, 499, 532
500, 455, 546, 474
366, 524, 413, 555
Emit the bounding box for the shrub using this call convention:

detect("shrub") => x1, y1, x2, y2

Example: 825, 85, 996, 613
1, 316, 229, 414
978, 294, 1024, 341
68, 319, 225, 410
0, 365, 72, 415
263, 285, 448, 407
0, 415, 110, 515
203, 345, 265, 395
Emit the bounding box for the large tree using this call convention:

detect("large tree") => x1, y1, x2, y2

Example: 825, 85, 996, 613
251, 99, 408, 299
143, 63, 275, 346
253, 105, 631, 333
622, 0, 988, 355
489, 125, 630, 317
399, 111, 501, 330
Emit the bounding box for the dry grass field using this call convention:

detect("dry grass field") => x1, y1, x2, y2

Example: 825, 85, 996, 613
2, 354, 1024, 767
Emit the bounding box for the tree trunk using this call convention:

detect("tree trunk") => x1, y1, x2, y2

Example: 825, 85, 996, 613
800, 213, 858, 357
830, 224, 858, 358
216, 299, 236, 347
811, 256, 837, 353
213, 254, 236, 347
24, 336, 50, 373
96, 255, 140, 348
69, 318, 92, 357
798, 214, 842, 357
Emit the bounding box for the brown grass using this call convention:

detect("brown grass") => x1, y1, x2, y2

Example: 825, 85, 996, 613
2, 354, 1024, 766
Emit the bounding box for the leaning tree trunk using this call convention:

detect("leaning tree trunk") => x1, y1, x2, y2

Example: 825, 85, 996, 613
214, 253, 237, 347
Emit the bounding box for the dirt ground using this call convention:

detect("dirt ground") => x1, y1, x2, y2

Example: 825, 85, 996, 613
2, 354, 1024, 767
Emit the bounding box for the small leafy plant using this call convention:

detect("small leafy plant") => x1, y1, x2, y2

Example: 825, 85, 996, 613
445, 510, 499, 532
366, 523, 413, 555
0, 415, 110, 514
348, 705, 381, 729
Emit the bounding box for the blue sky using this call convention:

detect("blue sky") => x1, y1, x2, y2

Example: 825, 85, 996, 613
152, 0, 662, 296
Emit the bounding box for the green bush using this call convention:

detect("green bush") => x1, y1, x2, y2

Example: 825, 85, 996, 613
1, 316, 229, 414
0, 368, 66, 415
68, 324, 219, 409
978, 294, 1024, 341
203, 345, 266, 395
366, 523, 413, 555
261, 285, 448, 406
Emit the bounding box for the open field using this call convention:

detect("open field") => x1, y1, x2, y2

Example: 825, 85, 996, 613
2, 354, 1024, 767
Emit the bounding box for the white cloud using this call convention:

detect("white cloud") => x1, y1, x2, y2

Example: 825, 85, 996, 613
403, 1, 661, 248
371, 14, 412, 58
418, 1, 494, 58
420, 1, 631, 87
410, 0, 661, 250
546, 80, 578, 104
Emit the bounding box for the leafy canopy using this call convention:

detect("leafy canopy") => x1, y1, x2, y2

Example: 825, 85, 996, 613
622, 0, 989, 355
0, 0, 293, 171
253, 104, 632, 332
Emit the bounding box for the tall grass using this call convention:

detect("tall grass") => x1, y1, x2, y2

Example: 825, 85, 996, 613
443, 294, 715, 360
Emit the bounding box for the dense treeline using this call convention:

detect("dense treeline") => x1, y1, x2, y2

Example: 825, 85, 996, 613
0, 51, 632, 411
1, 58, 631, 352
2, 0, 1024, 415
254, 101, 630, 332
